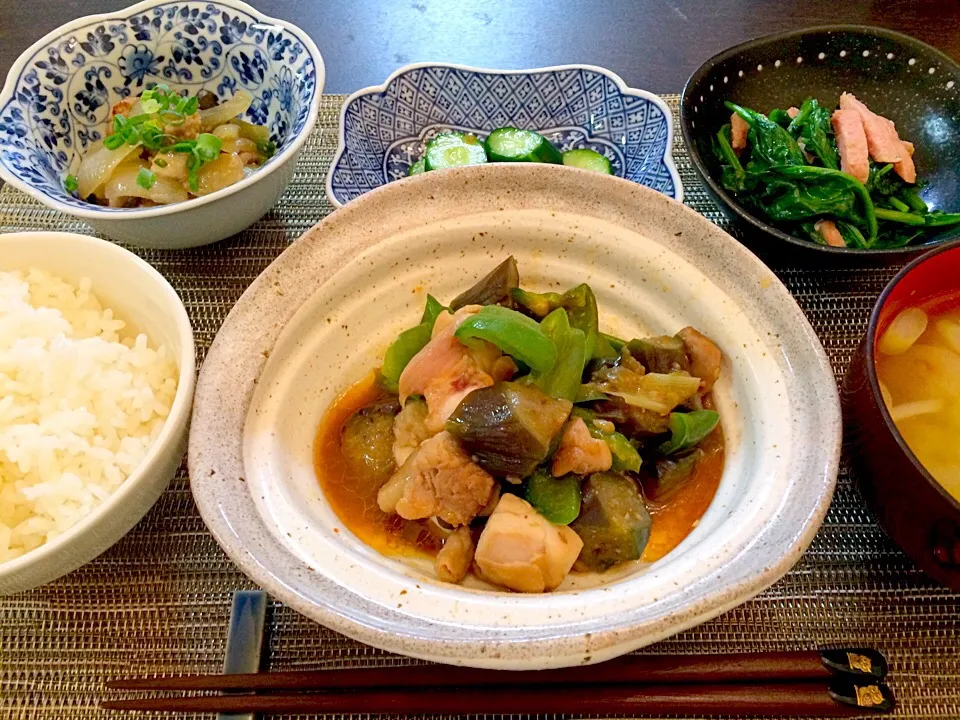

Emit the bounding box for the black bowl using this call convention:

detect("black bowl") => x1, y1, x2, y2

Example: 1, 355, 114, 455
681, 26, 960, 262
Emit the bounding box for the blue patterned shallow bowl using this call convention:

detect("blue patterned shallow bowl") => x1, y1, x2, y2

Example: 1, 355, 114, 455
0, 0, 323, 248
326, 63, 682, 208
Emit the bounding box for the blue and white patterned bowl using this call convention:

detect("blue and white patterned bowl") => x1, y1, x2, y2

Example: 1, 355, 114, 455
326, 63, 682, 207
0, 0, 323, 248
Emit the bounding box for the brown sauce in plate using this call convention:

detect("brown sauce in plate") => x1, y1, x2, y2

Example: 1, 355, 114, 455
315, 376, 725, 565
313, 374, 442, 559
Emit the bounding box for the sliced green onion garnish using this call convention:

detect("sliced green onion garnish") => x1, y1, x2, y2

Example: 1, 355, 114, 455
171, 141, 196, 153
154, 157, 168, 168
159, 109, 185, 125
181, 96, 199, 115
136, 167, 157, 190
64, 174, 78, 193
256, 139, 277, 158
139, 97, 160, 114
195, 133, 222, 161
103, 133, 125, 150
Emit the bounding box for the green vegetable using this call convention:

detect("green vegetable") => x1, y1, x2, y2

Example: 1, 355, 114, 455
726, 101, 806, 167
836, 221, 868, 249
901, 187, 929, 213
524, 469, 581, 525
135, 167, 157, 190
572, 408, 642, 473
774, 165, 878, 244
194, 133, 222, 162
562, 148, 613, 174
533, 308, 587, 402
768, 108, 793, 127
715, 124, 746, 192
449, 256, 519, 310
888, 197, 911, 213
787, 97, 839, 170
379, 295, 449, 392
154, 157, 168, 168
407, 158, 427, 176
256, 139, 277, 158
424, 132, 488, 171
64, 174, 78, 193
420, 294, 446, 324
599, 332, 626, 352
875, 207, 926, 226
924, 211, 960, 227
658, 410, 720, 455
446, 382, 572, 477
570, 472, 652, 571
511, 283, 601, 360
103, 132, 126, 150
455, 305, 557, 373
484, 127, 563, 163
585, 356, 701, 415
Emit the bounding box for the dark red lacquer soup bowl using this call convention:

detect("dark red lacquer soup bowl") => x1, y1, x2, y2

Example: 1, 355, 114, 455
843, 240, 960, 590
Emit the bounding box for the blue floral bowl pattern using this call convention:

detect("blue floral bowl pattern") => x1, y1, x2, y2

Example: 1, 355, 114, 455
0, 0, 321, 216
326, 63, 682, 207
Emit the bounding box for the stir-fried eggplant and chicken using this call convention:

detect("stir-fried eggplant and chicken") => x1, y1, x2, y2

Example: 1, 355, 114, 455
315, 258, 725, 593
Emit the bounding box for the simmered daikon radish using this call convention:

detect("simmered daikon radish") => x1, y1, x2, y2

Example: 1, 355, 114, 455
199, 90, 253, 131
194, 153, 245, 196
104, 161, 189, 206
77, 141, 142, 198
64, 85, 274, 208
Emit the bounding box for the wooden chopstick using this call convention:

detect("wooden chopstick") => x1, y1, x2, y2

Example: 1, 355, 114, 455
106, 649, 883, 691
101, 681, 894, 716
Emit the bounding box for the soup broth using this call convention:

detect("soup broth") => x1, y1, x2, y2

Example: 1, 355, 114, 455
876, 294, 960, 502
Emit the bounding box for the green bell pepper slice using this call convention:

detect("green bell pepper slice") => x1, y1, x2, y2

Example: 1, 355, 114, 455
533, 308, 586, 401
380, 294, 448, 391
511, 283, 603, 359
454, 305, 557, 373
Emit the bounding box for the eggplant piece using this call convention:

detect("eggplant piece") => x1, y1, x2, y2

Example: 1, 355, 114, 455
571, 472, 652, 571
449, 256, 520, 310
446, 381, 572, 477
341, 397, 401, 480
626, 335, 690, 374
643, 449, 705, 501
592, 397, 671, 437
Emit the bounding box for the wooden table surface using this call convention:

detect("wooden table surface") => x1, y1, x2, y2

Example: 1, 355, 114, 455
2, 0, 958, 95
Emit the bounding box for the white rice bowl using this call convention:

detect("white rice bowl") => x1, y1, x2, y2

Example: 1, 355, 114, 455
0, 267, 178, 562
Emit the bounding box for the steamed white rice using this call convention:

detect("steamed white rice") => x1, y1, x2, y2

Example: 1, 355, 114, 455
0, 267, 178, 563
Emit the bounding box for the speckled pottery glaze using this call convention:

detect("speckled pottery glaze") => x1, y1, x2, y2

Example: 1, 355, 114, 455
190, 163, 840, 669
326, 62, 682, 207
682, 26, 960, 259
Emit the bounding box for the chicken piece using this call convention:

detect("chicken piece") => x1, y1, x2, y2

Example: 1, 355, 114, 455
551, 417, 612, 477
815, 219, 846, 248
474, 494, 583, 593
393, 397, 434, 466
377, 431, 494, 526
399, 306, 481, 403
676, 327, 722, 392
831, 109, 870, 183
399, 306, 495, 433
902, 140, 915, 156
839, 93, 904, 163
435, 527, 475, 583
110, 96, 138, 120
490, 355, 519, 382
422, 354, 495, 433
730, 112, 749, 152
163, 111, 201, 140
787, 106, 800, 119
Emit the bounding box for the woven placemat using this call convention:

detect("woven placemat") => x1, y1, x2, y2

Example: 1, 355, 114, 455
1, 94, 958, 720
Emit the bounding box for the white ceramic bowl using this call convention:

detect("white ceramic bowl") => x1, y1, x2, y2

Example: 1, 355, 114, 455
190, 164, 840, 669
0, 231, 195, 595
0, 0, 324, 249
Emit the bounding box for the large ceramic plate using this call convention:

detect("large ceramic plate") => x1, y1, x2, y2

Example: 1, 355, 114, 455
190, 164, 840, 669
